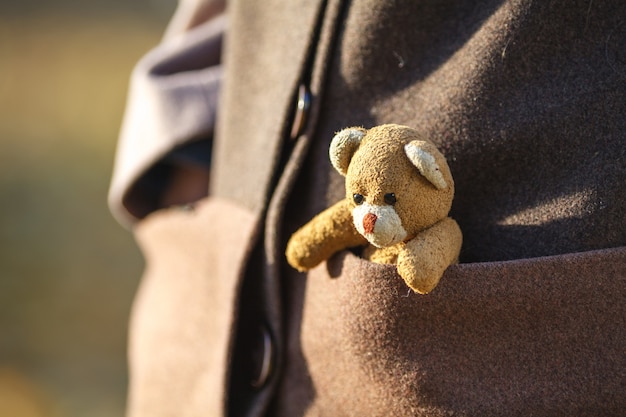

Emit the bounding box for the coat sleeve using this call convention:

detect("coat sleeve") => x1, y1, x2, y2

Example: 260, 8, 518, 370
108, 0, 226, 227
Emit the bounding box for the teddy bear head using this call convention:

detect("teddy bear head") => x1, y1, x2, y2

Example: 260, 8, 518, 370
329, 124, 454, 248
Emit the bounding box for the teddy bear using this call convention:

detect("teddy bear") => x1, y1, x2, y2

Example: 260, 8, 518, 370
285, 124, 462, 294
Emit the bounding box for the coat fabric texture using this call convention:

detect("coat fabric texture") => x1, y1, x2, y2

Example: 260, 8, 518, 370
109, 0, 626, 416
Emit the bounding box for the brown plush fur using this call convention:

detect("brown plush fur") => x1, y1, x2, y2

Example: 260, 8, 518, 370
286, 124, 462, 293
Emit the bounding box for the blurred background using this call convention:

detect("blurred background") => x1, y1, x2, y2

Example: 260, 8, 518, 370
0, 1, 175, 416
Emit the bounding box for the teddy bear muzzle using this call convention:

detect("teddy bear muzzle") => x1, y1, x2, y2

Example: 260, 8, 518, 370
352, 203, 407, 248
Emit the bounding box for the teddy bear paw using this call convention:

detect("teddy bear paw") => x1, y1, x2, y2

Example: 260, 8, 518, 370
396, 251, 445, 294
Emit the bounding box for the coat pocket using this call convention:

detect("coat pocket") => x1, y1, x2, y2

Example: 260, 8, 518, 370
127, 197, 257, 417
300, 247, 626, 417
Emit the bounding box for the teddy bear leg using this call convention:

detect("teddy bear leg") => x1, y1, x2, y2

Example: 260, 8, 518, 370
364, 244, 399, 264
396, 217, 462, 294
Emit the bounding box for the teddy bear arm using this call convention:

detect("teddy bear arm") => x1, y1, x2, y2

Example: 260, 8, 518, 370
286, 199, 367, 271
397, 217, 463, 294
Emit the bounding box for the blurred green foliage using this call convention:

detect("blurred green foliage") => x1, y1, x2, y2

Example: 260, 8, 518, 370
0, 2, 174, 416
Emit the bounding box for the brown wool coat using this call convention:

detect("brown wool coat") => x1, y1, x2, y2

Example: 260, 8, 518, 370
110, 0, 626, 416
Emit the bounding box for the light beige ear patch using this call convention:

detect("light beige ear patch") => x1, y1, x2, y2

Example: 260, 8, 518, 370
404, 141, 447, 190
329, 127, 366, 176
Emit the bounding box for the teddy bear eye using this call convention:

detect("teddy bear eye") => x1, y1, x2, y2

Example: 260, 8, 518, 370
353, 194, 364, 205
384, 193, 397, 205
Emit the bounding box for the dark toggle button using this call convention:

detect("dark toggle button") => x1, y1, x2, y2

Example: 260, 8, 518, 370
289, 84, 311, 140
250, 324, 273, 389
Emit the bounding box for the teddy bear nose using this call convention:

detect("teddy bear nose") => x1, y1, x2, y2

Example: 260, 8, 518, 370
363, 212, 377, 234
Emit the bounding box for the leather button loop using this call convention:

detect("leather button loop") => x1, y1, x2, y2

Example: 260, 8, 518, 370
250, 324, 273, 389
289, 84, 311, 140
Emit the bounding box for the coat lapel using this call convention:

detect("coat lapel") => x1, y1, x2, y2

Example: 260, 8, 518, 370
211, 0, 328, 214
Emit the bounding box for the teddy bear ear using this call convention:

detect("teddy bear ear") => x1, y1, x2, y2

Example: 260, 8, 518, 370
329, 127, 366, 176
404, 140, 448, 190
